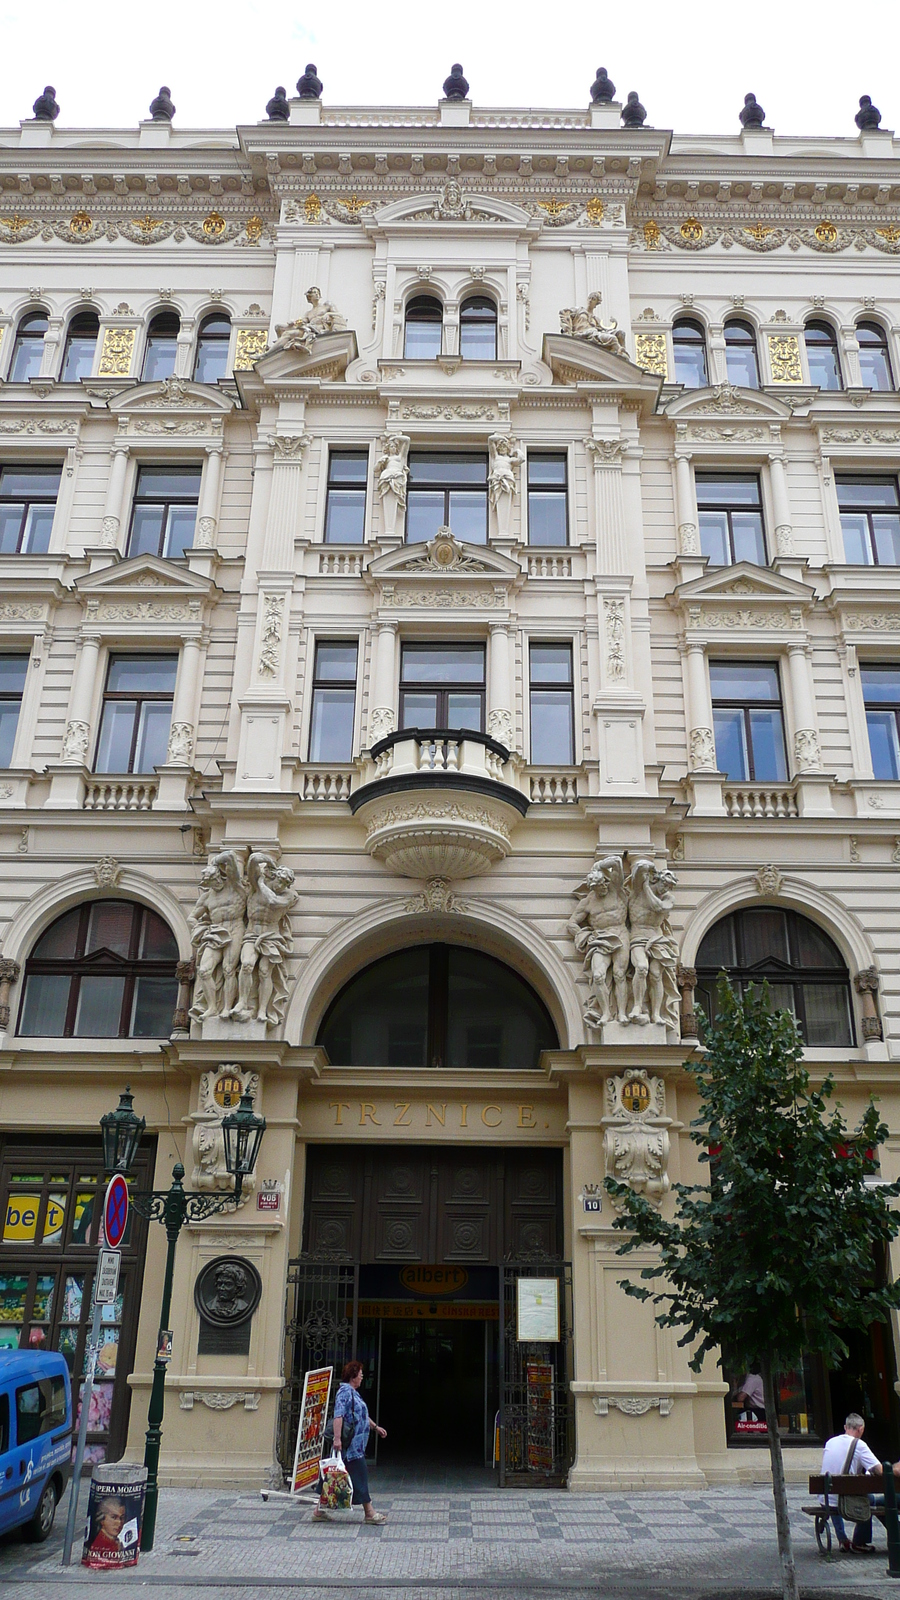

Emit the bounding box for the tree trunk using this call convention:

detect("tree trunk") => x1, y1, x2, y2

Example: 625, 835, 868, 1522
761, 1356, 799, 1600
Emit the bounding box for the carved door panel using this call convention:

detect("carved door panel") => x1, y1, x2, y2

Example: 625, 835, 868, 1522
304, 1152, 364, 1261
437, 1154, 495, 1262
368, 1153, 430, 1261
503, 1152, 559, 1260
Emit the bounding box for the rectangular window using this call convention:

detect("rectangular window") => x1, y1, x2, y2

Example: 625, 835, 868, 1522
530, 644, 575, 765
527, 454, 568, 546
127, 465, 202, 560
324, 450, 368, 544
710, 661, 787, 782
0, 655, 28, 768
696, 475, 766, 567
862, 666, 900, 780
406, 453, 488, 546
95, 654, 177, 774
0, 465, 61, 555
836, 477, 900, 566
400, 644, 485, 732
308, 641, 358, 761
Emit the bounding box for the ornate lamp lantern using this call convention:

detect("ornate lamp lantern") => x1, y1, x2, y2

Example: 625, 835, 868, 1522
100, 1085, 146, 1176
221, 1091, 266, 1200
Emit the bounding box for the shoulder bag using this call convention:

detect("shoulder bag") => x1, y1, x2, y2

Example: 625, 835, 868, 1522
838, 1437, 872, 1523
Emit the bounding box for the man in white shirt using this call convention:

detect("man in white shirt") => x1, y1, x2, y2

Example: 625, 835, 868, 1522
820, 1413, 886, 1553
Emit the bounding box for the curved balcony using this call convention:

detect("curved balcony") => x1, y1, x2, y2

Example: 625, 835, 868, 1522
349, 728, 529, 879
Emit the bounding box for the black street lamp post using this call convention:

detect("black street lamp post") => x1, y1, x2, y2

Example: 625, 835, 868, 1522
101, 1087, 265, 1552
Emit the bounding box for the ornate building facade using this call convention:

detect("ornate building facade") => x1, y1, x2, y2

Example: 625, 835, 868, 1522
0, 75, 899, 1488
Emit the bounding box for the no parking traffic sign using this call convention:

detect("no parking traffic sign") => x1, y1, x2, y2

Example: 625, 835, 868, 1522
103, 1173, 129, 1249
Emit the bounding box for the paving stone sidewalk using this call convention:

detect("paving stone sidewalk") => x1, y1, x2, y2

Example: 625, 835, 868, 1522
1, 1483, 898, 1598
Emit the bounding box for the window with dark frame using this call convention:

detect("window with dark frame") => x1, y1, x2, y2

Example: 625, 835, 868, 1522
405, 452, 488, 545
724, 320, 760, 389
710, 660, 788, 782
672, 318, 709, 387
399, 643, 485, 732
318, 942, 558, 1069
695, 905, 854, 1048
804, 320, 842, 390
141, 311, 180, 382
0, 465, 61, 555
527, 453, 568, 546
836, 477, 900, 565
403, 295, 443, 359
127, 464, 202, 559
308, 640, 358, 762
95, 654, 177, 775
324, 450, 368, 543
696, 474, 767, 567
530, 643, 574, 765
193, 313, 231, 383
0, 656, 29, 768
856, 321, 893, 391
18, 899, 179, 1039
459, 295, 497, 360
862, 665, 900, 780
60, 312, 99, 383
8, 313, 48, 384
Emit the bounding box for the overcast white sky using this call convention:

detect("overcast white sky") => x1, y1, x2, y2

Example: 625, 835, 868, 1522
1, 0, 898, 139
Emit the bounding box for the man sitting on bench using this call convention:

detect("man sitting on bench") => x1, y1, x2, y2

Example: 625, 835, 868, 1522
820, 1412, 894, 1553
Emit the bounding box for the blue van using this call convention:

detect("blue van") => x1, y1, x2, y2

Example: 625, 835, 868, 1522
0, 1352, 72, 1541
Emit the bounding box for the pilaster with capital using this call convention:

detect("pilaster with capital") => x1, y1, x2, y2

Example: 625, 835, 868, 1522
369, 621, 398, 744
673, 453, 700, 557
0, 958, 20, 1029
194, 445, 226, 552
98, 443, 130, 552
586, 438, 627, 573
855, 968, 883, 1042
681, 639, 725, 814
61, 634, 102, 764
488, 622, 514, 750
676, 965, 698, 1040
767, 453, 795, 558
786, 643, 821, 772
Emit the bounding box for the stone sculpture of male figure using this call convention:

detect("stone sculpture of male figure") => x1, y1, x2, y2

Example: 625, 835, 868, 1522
626, 860, 680, 1029
229, 853, 299, 1026
189, 851, 248, 1022
567, 854, 630, 1025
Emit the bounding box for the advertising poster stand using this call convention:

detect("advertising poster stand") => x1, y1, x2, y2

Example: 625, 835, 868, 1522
260, 1366, 332, 1505
81, 1464, 147, 1569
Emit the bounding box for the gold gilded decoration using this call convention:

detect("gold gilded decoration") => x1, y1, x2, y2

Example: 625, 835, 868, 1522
876, 226, 900, 244
337, 195, 367, 216
304, 193, 322, 222
680, 218, 703, 242
244, 215, 264, 242
643, 220, 661, 248
233, 328, 268, 370
621, 1077, 651, 1115
202, 211, 227, 237
132, 213, 164, 237
585, 196, 604, 225
69, 211, 93, 235
0, 215, 29, 235
745, 223, 774, 242
634, 331, 668, 379
814, 221, 838, 245
213, 1071, 244, 1109
538, 197, 568, 217
97, 326, 136, 377
767, 333, 803, 385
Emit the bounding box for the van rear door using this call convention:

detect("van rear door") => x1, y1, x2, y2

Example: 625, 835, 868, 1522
0, 1389, 20, 1535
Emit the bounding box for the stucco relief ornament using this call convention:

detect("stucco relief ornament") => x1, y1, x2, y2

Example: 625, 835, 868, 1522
431, 179, 473, 221
559, 292, 626, 354
166, 721, 194, 765
689, 726, 717, 771
488, 432, 524, 539
93, 856, 122, 888
189, 849, 298, 1030
602, 1069, 673, 1209
191, 1064, 260, 1195
271, 286, 347, 354
793, 728, 821, 771
568, 857, 680, 1032
61, 720, 90, 762
374, 432, 410, 537
755, 863, 783, 896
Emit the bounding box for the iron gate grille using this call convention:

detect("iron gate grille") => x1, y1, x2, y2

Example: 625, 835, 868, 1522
499, 1260, 573, 1486
277, 1257, 358, 1475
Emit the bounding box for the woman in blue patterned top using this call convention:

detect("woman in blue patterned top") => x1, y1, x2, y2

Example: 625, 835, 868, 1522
314, 1359, 388, 1523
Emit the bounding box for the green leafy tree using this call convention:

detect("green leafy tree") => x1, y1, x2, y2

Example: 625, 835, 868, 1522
607, 979, 900, 1600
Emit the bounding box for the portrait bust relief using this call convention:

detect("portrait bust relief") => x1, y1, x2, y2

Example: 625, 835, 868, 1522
194, 1256, 262, 1354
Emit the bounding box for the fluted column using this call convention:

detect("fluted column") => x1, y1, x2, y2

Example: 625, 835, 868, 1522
767, 453, 794, 558
99, 443, 130, 549
787, 643, 821, 771
586, 439, 627, 573
261, 434, 309, 573
61, 634, 102, 764
684, 642, 716, 770
368, 622, 398, 744
674, 453, 699, 556
488, 622, 513, 749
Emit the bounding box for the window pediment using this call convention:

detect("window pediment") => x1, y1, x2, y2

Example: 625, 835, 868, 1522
669, 561, 813, 639
249, 330, 359, 386
110, 378, 235, 416
665, 383, 792, 422
542, 333, 658, 400
74, 553, 221, 627
368, 531, 520, 584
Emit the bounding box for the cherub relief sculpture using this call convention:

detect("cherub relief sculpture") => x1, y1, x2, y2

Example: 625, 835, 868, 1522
568, 855, 680, 1031
374, 432, 410, 537
272, 286, 348, 354
189, 849, 298, 1028
559, 291, 627, 354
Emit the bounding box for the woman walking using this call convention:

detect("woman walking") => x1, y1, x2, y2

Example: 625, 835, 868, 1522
314, 1359, 387, 1524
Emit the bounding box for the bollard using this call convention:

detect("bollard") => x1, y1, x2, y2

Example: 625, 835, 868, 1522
882, 1461, 900, 1578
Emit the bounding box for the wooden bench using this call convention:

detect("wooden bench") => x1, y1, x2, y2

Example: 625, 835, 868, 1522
805, 1473, 886, 1555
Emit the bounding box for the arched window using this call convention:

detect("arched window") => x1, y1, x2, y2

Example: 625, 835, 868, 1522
18, 900, 179, 1039
857, 320, 893, 391
60, 311, 99, 383
141, 311, 180, 382
8, 312, 48, 383
193, 312, 231, 383
724, 320, 760, 389
804, 320, 842, 390
695, 906, 853, 1047
318, 943, 558, 1069
459, 295, 497, 360
404, 295, 442, 360
672, 318, 709, 388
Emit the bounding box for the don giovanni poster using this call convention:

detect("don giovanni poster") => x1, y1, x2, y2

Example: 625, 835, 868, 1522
291, 1366, 333, 1494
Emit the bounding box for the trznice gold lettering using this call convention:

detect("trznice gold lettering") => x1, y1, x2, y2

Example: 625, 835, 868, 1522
393, 1102, 412, 1126
325, 1099, 554, 1132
